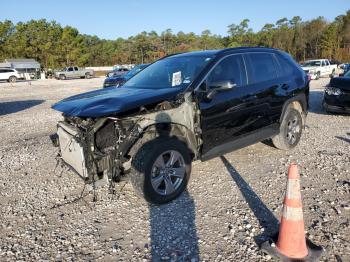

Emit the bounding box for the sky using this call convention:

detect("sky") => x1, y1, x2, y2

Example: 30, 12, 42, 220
1, 0, 349, 40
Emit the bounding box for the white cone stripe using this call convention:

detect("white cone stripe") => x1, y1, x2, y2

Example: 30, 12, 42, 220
282, 206, 304, 221
286, 179, 301, 200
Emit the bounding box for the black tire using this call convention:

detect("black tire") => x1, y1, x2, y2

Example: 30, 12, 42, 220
272, 108, 303, 150
8, 76, 16, 83
85, 73, 91, 79
59, 74, 66, 80
315, 72, 320, 80
130, 137, 192, 204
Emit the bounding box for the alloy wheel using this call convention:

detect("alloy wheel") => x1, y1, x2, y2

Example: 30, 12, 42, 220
286, 116, 301, 145
150, 150, 186, 196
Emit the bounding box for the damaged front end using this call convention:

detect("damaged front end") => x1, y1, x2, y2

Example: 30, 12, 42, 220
52, 115, 142, 184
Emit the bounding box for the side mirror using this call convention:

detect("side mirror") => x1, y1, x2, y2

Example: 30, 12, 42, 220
207, 80, 236, 99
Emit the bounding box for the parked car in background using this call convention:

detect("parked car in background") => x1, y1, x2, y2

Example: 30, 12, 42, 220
51, 47, 309, 204
106, 68, 130, 78
301, 59, 337, 80
0, 68, 21, 83
323, 70, 350, 113
54, 67, 94, 80
103, 64, 149, 88
342, 63, 350, 75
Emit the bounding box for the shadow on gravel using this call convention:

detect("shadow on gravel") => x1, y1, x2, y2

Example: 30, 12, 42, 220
335, 136, 350, 144
131, 112, 199, 261
0, 99, 44, 116
149, 191, 199, 261
220, 156, 279, 245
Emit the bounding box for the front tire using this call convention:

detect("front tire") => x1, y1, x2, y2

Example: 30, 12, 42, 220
272, 108, 303, 150
59, 74, 66, 80
85, 73, 91, 79
130, 137, 192, 204
8, 76, 17, 83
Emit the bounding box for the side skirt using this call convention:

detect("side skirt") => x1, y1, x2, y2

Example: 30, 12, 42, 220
200, 126, 279, 161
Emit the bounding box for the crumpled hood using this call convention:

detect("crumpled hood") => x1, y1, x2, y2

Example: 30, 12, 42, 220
330, 77, 350, 91
52, 86, 182, 117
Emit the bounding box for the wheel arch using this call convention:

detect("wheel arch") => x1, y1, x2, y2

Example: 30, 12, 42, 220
280, 94, 308, 127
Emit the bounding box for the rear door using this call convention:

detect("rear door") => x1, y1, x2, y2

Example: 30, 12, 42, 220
0, 69, 5, 80
66, 67, 74, 78
73, 67, 80, 78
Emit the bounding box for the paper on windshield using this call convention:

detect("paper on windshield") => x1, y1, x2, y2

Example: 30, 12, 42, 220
172, 71, 182, 87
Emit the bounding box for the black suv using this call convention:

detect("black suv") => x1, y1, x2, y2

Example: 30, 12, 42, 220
52, 47, 309, 204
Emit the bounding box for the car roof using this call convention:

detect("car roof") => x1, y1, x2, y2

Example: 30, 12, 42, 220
167, 47, 281, 59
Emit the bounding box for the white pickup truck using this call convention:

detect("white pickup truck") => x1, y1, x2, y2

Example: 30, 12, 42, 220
300, 59, 337, 80
54, 66, 94, 80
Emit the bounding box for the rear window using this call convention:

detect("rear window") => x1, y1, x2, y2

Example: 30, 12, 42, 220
245, 53, 277, 84
276, 55, 296, 77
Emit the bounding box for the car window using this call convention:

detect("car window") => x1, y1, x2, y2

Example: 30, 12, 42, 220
276, 55, 295, 77
0, 69, 4, 73
207, 55, 246, 87
246, 53, 277, 83
68, 67, 73, 72
74, 67, 78, 71
321, 61, 326, 66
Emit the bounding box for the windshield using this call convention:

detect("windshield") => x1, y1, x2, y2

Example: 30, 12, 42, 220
124, 55, 213, 89
302, 61, 321, 67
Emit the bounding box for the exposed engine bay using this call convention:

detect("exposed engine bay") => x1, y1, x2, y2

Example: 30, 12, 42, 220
52, 93, 200, 187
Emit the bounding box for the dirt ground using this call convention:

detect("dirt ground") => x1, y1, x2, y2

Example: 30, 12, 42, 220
0, 77, 349, 261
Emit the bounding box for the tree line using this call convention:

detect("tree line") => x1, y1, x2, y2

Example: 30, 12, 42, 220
0, 10, 349, 69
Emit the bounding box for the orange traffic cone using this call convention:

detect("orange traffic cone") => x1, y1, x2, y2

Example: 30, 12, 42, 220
261, 163, 323, 261
276, 163, 308, 258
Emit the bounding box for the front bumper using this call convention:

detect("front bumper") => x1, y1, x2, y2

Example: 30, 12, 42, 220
323, 93, 350, 113
56, 122, 89, 178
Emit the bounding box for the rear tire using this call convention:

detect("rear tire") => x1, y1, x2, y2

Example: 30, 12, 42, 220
272, 108, 303, 150
85, 73, 91, 79
8, 76, 17, 83
130, 137, 192, 205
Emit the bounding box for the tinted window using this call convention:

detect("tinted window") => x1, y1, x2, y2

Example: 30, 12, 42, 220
207, 55, 246, 87
321, 61, 326, 66
0, 69, 4, 73
246, 53, 277, 83
74, 67, 78, 71
68, 67, 73, 72
276, 55, 295, 77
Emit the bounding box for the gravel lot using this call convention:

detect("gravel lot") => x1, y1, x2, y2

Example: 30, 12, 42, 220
0, 77, 349, 261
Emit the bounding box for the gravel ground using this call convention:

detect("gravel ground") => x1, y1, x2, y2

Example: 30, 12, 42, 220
0, 77, 349, 261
